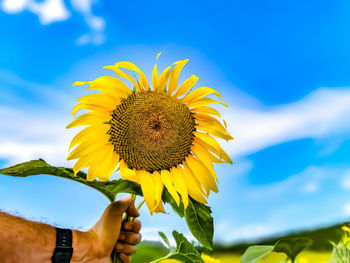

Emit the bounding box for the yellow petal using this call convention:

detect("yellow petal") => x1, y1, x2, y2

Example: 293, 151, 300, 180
78, 76, 132, 98
96, 149, 119, 181
115, 61, 149, 91
160, 170, 180, 206
173, 75, 199, 98
186, 98, 228, 108
88, 88, 127, 101
153, 199, 166, 213
152, 171, 164, 212
139, 170, 157, 213
67, 138, 110, 160
196, 125, 233, 141
86, 146, 114, 181
87, 164, 98, 181
72, 81, 87, 87
193, 132, 232, 164
170, 167, 189, 208
156, 52, 162, 59
194, 138, 226, 164
181, 163, 208, 203
185, 155, 218, 194
167, 59, 189, 95
89, 75, 131, 91
66, 112, 108, 129
104, 65, 140, 92
72, 154, 95, 176
158, 66, 171, 92
152, 63, 158, 91
201, 253, 220, 263
181, 87, 222, 104
76, 94, 119, 110
194, 113, 230, 135
190, 106, 221, 117
72, 102, 113, 117
119, 160, 140, 184
69, 124, 109, 151
191, 143, 217, 180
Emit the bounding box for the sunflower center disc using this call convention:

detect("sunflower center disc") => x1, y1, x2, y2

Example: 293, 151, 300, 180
109, 91, 196, 173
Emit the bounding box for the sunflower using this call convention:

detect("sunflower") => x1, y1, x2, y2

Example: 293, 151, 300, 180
67, 54, 233, 214
201, 253, 221, 263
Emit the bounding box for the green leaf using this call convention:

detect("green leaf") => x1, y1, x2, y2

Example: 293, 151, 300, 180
274, 237, 313, 261
241, 245, 275, 263
184, 198, 213, 250
152, 231, 204, 263
162, 191, 185, 218
241, 237, 313, 263
158, 232, 171, 249
103, 179, 142, 198
0, 159, 142, 202
161, 194, 213, 250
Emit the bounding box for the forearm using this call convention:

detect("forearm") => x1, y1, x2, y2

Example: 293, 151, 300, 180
0, 212, 95, 263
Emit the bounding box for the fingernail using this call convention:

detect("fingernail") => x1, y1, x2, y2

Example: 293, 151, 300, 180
119, 233, 125, 240
116, 243, 123, 250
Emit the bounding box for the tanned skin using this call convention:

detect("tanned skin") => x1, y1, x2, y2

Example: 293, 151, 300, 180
0, 196, 142, 263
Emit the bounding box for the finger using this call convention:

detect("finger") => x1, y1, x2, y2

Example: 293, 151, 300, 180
119, 231, 142, 245
123, 219, 142, 232
115, 241, 137, 255
111, 197, 140, 217
125, 199, 140, 218
119, 253, 131, 263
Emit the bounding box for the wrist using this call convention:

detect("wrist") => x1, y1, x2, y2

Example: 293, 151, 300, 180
71, 230, 96, 263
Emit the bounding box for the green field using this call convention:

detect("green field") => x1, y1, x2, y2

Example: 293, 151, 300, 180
215, 251, 332, 263
131, 249, 333, 263
132, 222, 346, 262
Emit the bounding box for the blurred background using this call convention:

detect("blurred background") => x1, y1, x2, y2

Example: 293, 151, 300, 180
1, 0, 350, 262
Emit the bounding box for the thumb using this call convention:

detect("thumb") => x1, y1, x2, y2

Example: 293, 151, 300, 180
112, 196, 140, 218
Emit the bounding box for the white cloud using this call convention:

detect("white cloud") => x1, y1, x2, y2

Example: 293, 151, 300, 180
88, 15, 105, 30
71, 0, 106, 45
1, 0, 28, 13
76, 31, 105, 46
70, 0, 93, 13
1, 0, 69, 24
302, 181, 319, 193
244, 165, 338, 201
224, 88, 350, 158
1, 0, 105, 45
344, 203, 350, 216
215, 220, 278, 243
0, 106, 71, 167
29, 0, 70, 24
0, 70, 76, 167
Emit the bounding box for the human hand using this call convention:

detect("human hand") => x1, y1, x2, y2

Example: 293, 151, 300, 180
115, 219, 142, 262
78, 196, 141, 263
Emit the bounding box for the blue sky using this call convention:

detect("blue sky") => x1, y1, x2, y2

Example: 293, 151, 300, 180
1, 0, 350, 244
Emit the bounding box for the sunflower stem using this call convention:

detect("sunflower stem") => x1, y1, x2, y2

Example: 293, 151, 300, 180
136, 198, 145, 210
112, 195, 145, 263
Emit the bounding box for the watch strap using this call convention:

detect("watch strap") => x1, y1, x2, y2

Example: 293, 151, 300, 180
52, 228, 73, 263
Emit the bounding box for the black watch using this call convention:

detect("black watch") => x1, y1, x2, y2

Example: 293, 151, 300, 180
52, 228, 73, 263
